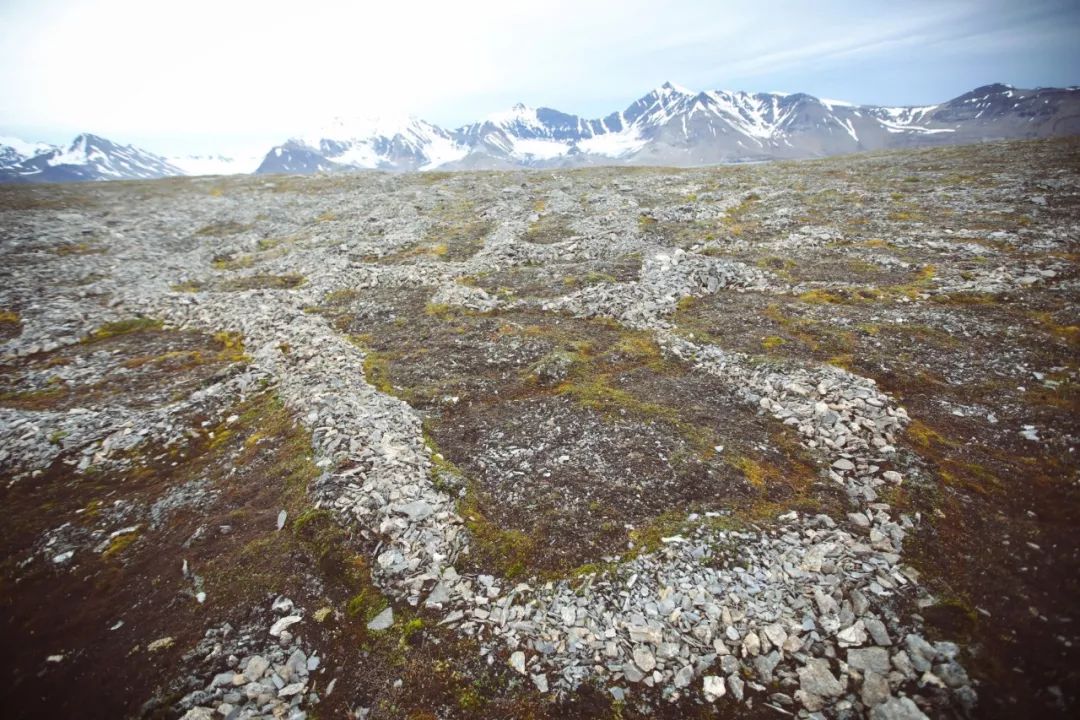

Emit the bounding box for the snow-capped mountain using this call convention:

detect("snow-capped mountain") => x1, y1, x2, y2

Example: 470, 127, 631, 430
0, 134, 184, 183
256, 116, 467, 174
3, 83, 1077, 183
256, 82, 1080, 173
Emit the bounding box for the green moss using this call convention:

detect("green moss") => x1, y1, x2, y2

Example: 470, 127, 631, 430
197, 220, 250, 237
256, 236, 285, 251
557, 373, 676, 425
457, 483, 535, 580
170, 280, 204, 293
324, 288, 362, 306
212, 254, 255, 270
362, 351, 396, 395
731, 456, 766, 489
827, 354, 855, 370
90, 328, 245, 394
101, 531, 138, 559
400, 617, 424, 645
568, 561, 619, 579
456, 685, 484, 711
757, 256, 796, 279
1033, 311, 1080, 346
798, 289, 847, 305
83, 317, 163, 342
292, 507, 334, 534
54, 241, 105, 256
218, 273, 305, 291
424, 303, 453, 318
422, 425, 465, 494
906, 419, 954, 449
212, 331, 249, 363
346, 587, 389, 623
628, 509, 687, 555
887, 209, 925, 222
0, 384, 67, 409
721, 193, 760, 236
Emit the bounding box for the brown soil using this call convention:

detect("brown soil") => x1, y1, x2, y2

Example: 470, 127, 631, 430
320, 292, 841, 577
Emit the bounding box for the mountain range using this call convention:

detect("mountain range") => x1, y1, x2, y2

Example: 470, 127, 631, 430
3, 82, 1078, 183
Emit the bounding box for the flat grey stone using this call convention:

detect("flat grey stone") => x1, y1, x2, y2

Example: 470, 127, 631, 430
632, 646, 656, 672
394, 499, 433, 521
798, 658, 844, 697
861, 670, 891, 706
848, 647, 891, 674
366, 607, 394, 631
869, 696, 930, 720
244, 655, 269, 681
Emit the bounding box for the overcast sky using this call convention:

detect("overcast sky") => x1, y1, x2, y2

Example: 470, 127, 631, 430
1, 0, 1078, 155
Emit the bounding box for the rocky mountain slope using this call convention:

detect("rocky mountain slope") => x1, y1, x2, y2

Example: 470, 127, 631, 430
1, 138, 1077, 719
260, 82, 1080, 172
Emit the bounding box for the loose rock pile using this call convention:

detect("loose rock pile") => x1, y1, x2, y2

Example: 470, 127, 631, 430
168, 597, 323, 720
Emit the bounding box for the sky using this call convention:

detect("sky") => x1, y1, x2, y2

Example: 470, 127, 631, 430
1, 0, 1078, 155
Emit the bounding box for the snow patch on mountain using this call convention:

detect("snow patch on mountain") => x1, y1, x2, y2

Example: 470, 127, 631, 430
167, 154, 262, 176
0, 135, 54, 160
577, 129, 648, 157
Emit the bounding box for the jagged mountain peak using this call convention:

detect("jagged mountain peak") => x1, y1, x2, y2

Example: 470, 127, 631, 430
71, 132, 108, 145
483, 103, 544, 126
657, 81, 695, 95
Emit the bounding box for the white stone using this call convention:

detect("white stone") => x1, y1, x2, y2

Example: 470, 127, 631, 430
269, 616, 302, 637
703, 675, 726, 701
509, 650, 526, 675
